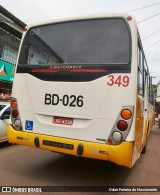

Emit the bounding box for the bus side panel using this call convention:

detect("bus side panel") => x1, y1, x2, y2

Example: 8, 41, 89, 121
133, 95, 144, 156
132, 95, 154, 165
142, 120, 149, 149
148, 103, 154, 135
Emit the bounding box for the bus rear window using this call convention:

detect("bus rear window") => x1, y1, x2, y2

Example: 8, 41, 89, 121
19, 18, 131, 65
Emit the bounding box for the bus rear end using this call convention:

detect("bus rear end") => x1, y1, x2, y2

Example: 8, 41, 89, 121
8, 14, 137, 168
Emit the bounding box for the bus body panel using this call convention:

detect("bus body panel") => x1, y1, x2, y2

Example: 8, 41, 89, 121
14, 73, 135, 143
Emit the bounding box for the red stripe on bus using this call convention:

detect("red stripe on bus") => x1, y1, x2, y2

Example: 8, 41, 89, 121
31, 69, 106, 73
71, 69, 106, 72
32, 69, 59, 72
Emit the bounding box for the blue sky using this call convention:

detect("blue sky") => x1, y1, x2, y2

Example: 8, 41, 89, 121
1, 0, 160, 84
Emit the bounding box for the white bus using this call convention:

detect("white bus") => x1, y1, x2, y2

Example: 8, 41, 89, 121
7, 14, 154, 168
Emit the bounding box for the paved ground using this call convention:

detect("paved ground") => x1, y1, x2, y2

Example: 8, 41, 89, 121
0, 124, 160, 194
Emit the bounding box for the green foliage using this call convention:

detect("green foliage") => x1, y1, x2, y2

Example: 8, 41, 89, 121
152, 84, 157, 97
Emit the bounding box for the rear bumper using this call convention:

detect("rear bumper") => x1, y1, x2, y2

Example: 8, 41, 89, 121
7, 124, 133, 168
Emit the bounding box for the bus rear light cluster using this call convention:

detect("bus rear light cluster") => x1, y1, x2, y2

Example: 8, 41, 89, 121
11, 98, 22, 130
12, 109, 19, 118
107, 106, 134, 145
11, 100, 17, 109
121, 109, 132, 120
112, 131, 122, 142
117, 120, 128, 131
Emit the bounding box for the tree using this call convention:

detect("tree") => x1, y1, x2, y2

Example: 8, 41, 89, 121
152, 84, 157, 97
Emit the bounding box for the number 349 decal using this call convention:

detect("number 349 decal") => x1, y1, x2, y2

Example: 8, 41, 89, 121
107, 75, 130, 87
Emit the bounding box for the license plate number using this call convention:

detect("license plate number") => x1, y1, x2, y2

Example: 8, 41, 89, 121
53, 116, 73, 126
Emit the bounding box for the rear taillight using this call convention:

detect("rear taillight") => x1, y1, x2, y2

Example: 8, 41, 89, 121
11, 98, 22, 130
12, 109, 19, 118
107, 106, 134, 145
117, 120, 128, 131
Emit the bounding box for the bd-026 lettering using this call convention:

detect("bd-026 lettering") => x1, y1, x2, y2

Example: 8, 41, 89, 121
44, 94, 84, 107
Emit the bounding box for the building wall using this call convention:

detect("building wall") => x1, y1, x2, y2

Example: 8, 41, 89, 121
0, 6, 26, 95
0, 28, 20, 65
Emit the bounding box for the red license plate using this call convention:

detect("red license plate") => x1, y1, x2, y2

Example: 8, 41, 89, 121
53, 116, 73, 126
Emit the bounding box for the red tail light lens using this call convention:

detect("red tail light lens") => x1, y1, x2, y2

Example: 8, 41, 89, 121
108, 139, 113, 144
12, 109, 19, 118
117, 120, 128, 131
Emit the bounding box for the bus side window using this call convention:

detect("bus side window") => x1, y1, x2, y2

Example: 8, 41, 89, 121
148, 77, 153, 104
138, 47, 144, 96
138, 68, 143, 96
148, 77, 150, 102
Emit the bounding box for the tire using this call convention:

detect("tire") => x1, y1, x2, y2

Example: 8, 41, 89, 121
141, 145, 146, 154
141, 124, 149, 154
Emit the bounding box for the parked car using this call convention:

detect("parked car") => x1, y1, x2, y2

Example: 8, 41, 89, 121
0, 101, 10, 143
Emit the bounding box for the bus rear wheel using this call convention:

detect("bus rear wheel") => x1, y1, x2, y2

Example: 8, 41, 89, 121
141, 145, 146, 154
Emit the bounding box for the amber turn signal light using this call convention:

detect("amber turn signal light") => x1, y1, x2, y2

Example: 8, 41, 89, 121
11, 100, 17, 109
121, 109, 132, 120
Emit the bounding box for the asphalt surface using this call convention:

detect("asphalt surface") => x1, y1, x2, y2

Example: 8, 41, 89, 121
0, 124, 160, 194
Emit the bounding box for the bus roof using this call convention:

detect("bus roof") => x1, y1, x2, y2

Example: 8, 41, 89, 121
26, 13, 137, 29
